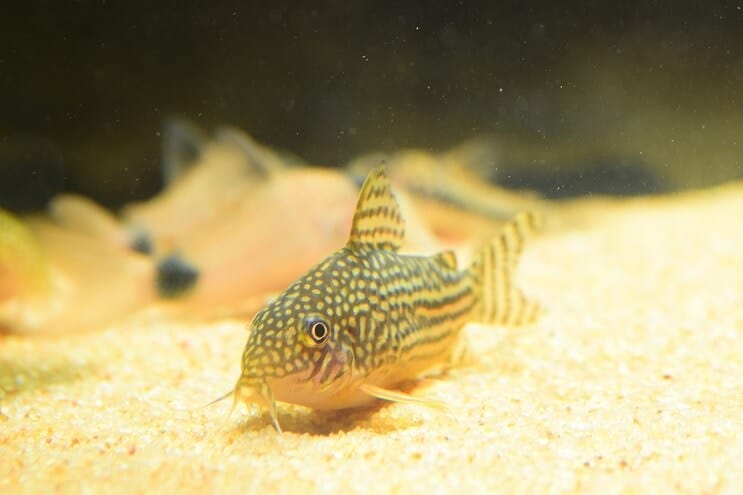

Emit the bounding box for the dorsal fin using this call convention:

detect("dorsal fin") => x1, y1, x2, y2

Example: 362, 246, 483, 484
347, 167, 405, 252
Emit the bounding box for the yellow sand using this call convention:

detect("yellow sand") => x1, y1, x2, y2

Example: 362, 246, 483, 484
1, 183, 742, 494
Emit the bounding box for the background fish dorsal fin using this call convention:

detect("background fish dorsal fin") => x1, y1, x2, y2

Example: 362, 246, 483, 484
214, 126, 289, 177
347, 167, 405, 252
161, 118, 208, 185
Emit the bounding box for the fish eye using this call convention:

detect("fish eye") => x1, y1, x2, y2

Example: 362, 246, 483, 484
305, 316, 330, 344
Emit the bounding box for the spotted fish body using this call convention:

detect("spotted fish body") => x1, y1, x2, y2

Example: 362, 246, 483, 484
228, 167, 541, 431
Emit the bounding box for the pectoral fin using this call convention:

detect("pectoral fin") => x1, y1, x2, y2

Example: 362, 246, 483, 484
359, 383, 446, 411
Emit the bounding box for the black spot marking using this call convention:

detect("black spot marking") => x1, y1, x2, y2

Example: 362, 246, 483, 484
156, 253, 200, 298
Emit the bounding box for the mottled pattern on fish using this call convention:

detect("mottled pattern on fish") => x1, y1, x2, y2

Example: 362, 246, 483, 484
227, 167, 542, 431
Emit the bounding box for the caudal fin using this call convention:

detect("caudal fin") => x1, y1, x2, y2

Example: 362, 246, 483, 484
469, 211, 543, 326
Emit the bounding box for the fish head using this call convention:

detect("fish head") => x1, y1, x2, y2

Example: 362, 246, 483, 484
235, 251, 361, 417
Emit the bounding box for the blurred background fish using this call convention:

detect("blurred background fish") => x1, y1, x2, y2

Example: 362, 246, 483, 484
0, 208, 156, 334
0, 209, 53, 313
348, 139, 545, 246
1, 119, 546, 331
121, 122, 289, 255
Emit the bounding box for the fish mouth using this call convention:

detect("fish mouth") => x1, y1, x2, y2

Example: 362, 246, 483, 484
301, 344, 355, 392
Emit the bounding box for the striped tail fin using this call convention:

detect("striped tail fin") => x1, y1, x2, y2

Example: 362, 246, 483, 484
469, 211, 543, 326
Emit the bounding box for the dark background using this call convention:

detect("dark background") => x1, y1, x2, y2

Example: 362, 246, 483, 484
1, 1, 742, 211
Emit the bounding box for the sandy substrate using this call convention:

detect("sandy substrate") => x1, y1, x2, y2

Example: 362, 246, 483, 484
1, 183, 742, 494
